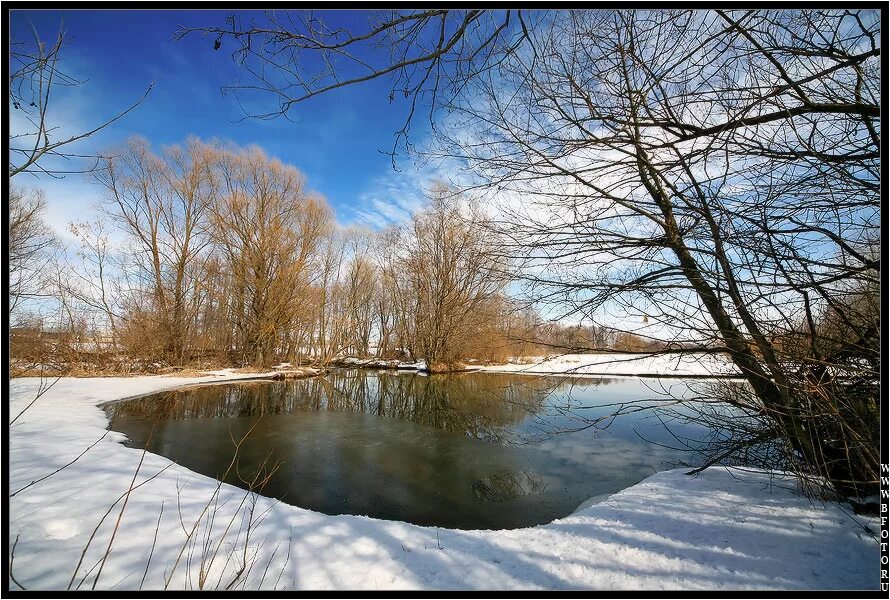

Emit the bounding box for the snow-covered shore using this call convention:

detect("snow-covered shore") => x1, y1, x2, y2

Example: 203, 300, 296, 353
478, 352, 742, 378
332, 352, 742, 378
8, 373, 878, 590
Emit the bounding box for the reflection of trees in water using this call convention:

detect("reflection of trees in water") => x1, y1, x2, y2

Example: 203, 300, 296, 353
320, 371, 553, 442
105, 371, 554, 442
308, 372, 552, 443
534, 376, 779, 473
104, 382, 296, 422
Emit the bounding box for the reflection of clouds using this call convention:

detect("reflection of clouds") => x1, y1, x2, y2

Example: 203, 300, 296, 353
472, 470, 546, 503
530, 431, 693, 485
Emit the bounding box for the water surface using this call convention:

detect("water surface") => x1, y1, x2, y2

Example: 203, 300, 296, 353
104, 369, 742, 529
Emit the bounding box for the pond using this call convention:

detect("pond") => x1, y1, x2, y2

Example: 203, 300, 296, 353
103, 369, 747, 530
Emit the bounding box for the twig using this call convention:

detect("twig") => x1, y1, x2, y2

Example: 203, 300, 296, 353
9, 534, 27, 590
67, 461, 173, 589
139, 501, 165, 590
92, 443, 152, 589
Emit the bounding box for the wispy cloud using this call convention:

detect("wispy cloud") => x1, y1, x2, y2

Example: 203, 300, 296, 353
347, 163, 442, 229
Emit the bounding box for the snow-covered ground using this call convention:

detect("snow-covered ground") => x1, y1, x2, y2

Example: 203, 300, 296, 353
479, 352, 742, 377
8, 373, 879, 590
333, 352, 740, 377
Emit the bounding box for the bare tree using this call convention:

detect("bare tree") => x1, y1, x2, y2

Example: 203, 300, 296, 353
440, 10, 880, 499
9, 185, 55, 316
94, 137, 216, 362
313, 230, 349, 363
62, 220, 123, 351
373, 226, 414, 360
8, 22, 150, 373
210, 144, 332, 366
384, 186, 509, 369
340, 234, 377, 357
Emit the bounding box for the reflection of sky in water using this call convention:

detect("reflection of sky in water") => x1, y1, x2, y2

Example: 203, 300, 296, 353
496, 377, 748, 499
104, 370, 752, 530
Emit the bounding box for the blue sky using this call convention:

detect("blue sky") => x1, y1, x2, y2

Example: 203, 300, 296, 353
10, 9, 436, 236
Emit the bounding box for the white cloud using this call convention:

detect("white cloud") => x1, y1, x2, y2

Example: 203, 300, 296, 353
18, 177, 122, 248
347, 162, 442, 228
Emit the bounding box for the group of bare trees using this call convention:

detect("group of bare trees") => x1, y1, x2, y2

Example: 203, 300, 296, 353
10, 139, 606, 373
77, 138, 332, 366
11, 137, 538, 370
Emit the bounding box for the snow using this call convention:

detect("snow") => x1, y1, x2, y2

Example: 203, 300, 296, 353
8, 373, 879, 591
335, 357, 427, 370
478, 352, 742, 378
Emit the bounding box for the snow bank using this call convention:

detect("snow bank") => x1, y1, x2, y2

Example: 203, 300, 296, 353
334, 357, 427, 371
8, 375, 878, 590
333, 356, 426, 371
478, 352, 742, 378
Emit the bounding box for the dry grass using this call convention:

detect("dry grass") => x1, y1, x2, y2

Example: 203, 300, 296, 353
11, 363, 325, 380
426, 361, 468, 374
160, 368, 220, 378
12, 359, 230, 379
11, 364, 144, 378
231, 366, 272, 374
